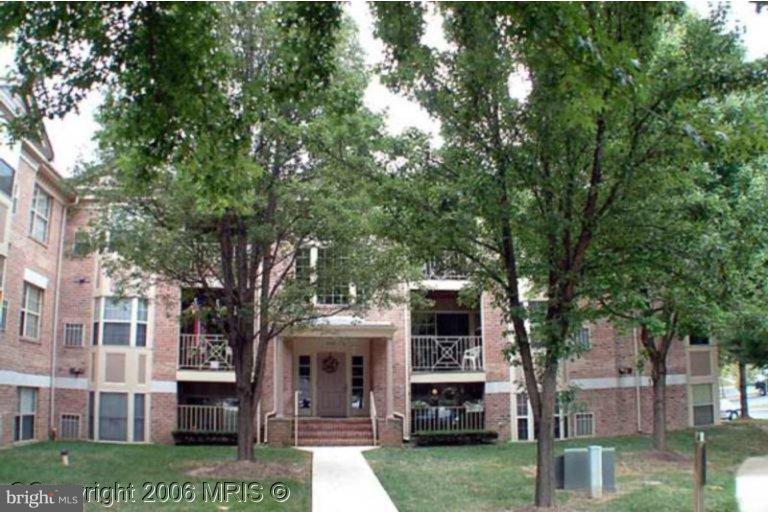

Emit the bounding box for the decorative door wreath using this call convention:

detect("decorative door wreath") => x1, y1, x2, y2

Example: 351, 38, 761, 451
321, 354, 339, 374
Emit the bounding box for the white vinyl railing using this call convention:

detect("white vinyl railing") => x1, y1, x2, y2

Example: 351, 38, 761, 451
410, 335, 483, 372
178, 334, 233, 371
422, 257, 469, 280
410, 405, 485, 433
370, 390, 378, 446
177, 405, 238, 433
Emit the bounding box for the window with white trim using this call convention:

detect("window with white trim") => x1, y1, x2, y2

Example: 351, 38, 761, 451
0, 158, 14, 198
64, 323, 84, 347
516, 392, 530, 441
692, 383, 715, 426
298, 355, 312, 411
93, 297, 149, 347
0, 299, 8, 332
60, 414, 80, 439
351, 355, 364, 410
29, 185, 52, 242
573, 326, 590, 350
316, 247, 349, 305
573, 412, 595, 437
14, 387, 37, 441
295, 245, 354, 306
20, 282, 43, 340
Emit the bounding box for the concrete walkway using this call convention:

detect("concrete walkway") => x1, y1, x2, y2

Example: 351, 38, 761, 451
300, 446, 398, 512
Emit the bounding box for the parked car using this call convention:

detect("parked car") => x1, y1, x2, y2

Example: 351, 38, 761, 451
720, 396, 741, 421
755, 372, 767, 396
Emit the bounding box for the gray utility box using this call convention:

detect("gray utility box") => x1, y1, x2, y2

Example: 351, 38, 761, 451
555, 447, 616, 492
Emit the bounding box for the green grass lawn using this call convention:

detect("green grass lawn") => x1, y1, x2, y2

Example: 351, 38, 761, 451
0, 442, 309, 511
365, 421, 768, 512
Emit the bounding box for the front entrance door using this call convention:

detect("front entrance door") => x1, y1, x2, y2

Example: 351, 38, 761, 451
316, 352, 347, 417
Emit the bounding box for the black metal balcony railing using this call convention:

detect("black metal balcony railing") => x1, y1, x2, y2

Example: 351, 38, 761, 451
411, 335, 483, 372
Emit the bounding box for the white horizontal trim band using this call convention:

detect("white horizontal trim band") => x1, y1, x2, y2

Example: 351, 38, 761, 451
150, 380, 177, 393
485, 381, 511, 394
24, 268, 49, 289
570, 374, 688, 390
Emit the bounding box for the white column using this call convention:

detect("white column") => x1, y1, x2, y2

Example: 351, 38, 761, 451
589, 445, 603, 498
386, 337, 394, 418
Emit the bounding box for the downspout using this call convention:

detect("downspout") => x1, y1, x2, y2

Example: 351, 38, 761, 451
49, 199, 72, 436
633, 328, 642, 433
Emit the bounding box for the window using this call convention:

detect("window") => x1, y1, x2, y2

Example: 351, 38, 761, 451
133, 394, 145, 442
298, 355, 311, 411
351, 356, 364, 410
29, 185, 52, 242
0, 158, 14, 198
99, 392, 128, 441
14, 387, 37, 441
516, 393, 529, 441
136, 299, 148, 347
410, 312, 471, 336
692, 384, 715, 426
64, 323, 84, 347
554, 400, 569, 440
573, 327, 590, 350
0, 299, 7, 332
88, 392, 95, 440
93, 297, 149, 347
68, 230, 91, 258
20, 283, 43, 340
689, 335, 710, 346
574, 412, 595, 437
60, 414, 80, 439
316, 247, 349, 305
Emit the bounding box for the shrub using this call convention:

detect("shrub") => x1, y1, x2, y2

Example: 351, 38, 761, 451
172, 430, 238, 445
412, 430, 498, 446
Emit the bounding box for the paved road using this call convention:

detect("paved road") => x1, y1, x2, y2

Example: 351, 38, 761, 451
721, 385, 768, 419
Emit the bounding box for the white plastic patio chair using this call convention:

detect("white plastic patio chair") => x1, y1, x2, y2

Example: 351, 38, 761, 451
462, 346, 482, 370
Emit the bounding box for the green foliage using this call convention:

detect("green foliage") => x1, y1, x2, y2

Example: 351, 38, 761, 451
78, 4, 408, 339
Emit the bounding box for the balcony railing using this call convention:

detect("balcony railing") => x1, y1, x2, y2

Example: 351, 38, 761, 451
178, 334, 233, 371
421, 257, 469, 280
177, 404, 238, 433
411, 405, 485, 433
411, 335, 483, 372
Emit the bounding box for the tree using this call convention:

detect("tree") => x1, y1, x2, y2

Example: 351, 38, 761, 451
372, 3, 760, 506
0, 2, 342, 149
78, 4, 407, 461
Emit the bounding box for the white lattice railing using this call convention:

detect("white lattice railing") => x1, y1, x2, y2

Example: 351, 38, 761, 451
411, 405, 485, 433
410, 336, 483, 372
177, 405, 238, 433
178, 334, 233, 371
422, 257, 469, 280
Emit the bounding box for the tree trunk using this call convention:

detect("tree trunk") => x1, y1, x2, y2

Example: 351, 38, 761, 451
534, 364, 559, 508
738, 361, 750, 419
233, 328, 256, 461
236, 386, 255, 460
650, 355, 667, 451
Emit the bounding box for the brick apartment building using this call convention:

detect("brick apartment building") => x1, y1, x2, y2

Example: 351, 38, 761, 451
0, 89, 721, 448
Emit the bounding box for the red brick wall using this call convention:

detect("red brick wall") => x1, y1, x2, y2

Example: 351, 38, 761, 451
150, 392, 176, 444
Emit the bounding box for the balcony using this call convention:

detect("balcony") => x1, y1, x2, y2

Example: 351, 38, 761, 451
177, 404, 238, 433
421, 256, 469, 280
178, 334, 233, 371
411, 335, 483, 372
411, 404, 485, 433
